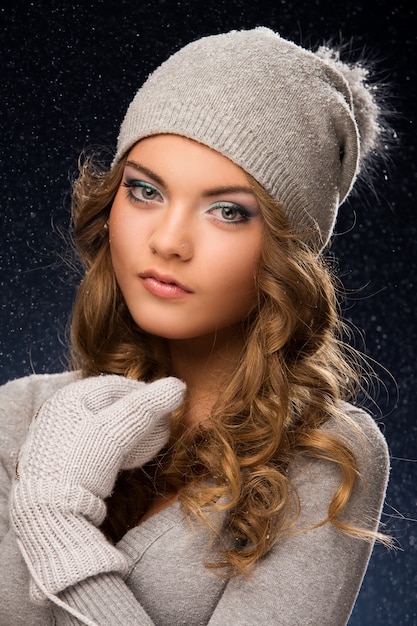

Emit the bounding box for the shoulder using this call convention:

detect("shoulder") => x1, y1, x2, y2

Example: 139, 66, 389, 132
289, 402, 390, 530
0, 371, 81, 457
295, 400, 390, 478
325, 401, 390, 478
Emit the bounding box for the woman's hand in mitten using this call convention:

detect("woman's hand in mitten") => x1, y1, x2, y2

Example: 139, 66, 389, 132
10, 375, 185, 601
15, 375, 186, 498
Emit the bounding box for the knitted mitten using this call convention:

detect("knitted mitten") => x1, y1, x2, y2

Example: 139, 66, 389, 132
10, 375, 185, 603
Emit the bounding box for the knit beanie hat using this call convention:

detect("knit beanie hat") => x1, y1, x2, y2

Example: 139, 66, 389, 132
114, 27, 382, 250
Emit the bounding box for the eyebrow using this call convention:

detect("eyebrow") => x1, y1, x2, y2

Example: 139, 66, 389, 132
125, 161, 165, 188
124, 160, 255, 198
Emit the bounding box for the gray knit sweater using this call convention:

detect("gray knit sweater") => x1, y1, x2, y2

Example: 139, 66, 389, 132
0, 372, 389, 625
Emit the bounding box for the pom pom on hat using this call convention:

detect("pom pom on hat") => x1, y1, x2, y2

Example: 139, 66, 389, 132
114, 27, 385, 250
315, 46, 381, 165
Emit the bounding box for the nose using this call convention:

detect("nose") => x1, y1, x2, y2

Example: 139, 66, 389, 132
148, 208, 194, 261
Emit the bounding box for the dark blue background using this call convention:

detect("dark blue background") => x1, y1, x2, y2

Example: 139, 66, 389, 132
1, 1, 416, 623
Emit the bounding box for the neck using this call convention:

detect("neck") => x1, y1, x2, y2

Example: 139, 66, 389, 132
167, 327, 245, 427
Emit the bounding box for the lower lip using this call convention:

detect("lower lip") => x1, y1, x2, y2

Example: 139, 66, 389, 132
140, 277, 192, 299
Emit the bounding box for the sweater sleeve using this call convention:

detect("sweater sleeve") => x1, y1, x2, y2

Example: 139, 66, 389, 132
207, 405, 390, 626
0, 373, 79, 626
55, 574, 156, 625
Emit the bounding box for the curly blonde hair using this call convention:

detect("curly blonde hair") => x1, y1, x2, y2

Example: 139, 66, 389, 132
70, 150, 378, 577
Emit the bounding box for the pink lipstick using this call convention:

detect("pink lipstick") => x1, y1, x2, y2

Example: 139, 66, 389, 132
139, 271, 192, 299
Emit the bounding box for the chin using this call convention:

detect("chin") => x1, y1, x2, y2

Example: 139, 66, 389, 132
134, 321, 201, 341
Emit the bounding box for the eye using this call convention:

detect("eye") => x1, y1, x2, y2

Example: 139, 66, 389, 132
122, 180, 163, 203
208, 202, 252, 224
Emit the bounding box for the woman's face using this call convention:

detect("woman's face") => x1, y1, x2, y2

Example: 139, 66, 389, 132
109, 134, 263, 343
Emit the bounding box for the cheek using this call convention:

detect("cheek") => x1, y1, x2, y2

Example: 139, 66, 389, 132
108, 224, 133, 275
210, 239, 261, 303
108, 203, 149, 268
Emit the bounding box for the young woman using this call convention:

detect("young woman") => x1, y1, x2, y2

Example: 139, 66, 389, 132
1, 27, 391, 625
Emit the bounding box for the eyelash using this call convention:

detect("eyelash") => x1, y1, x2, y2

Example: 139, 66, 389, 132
207, 203, 252, 225
122, 180, 253, 225
123, 180, 162, 203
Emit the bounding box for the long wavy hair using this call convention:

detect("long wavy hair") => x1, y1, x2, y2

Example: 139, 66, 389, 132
70, 147, 382, 577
